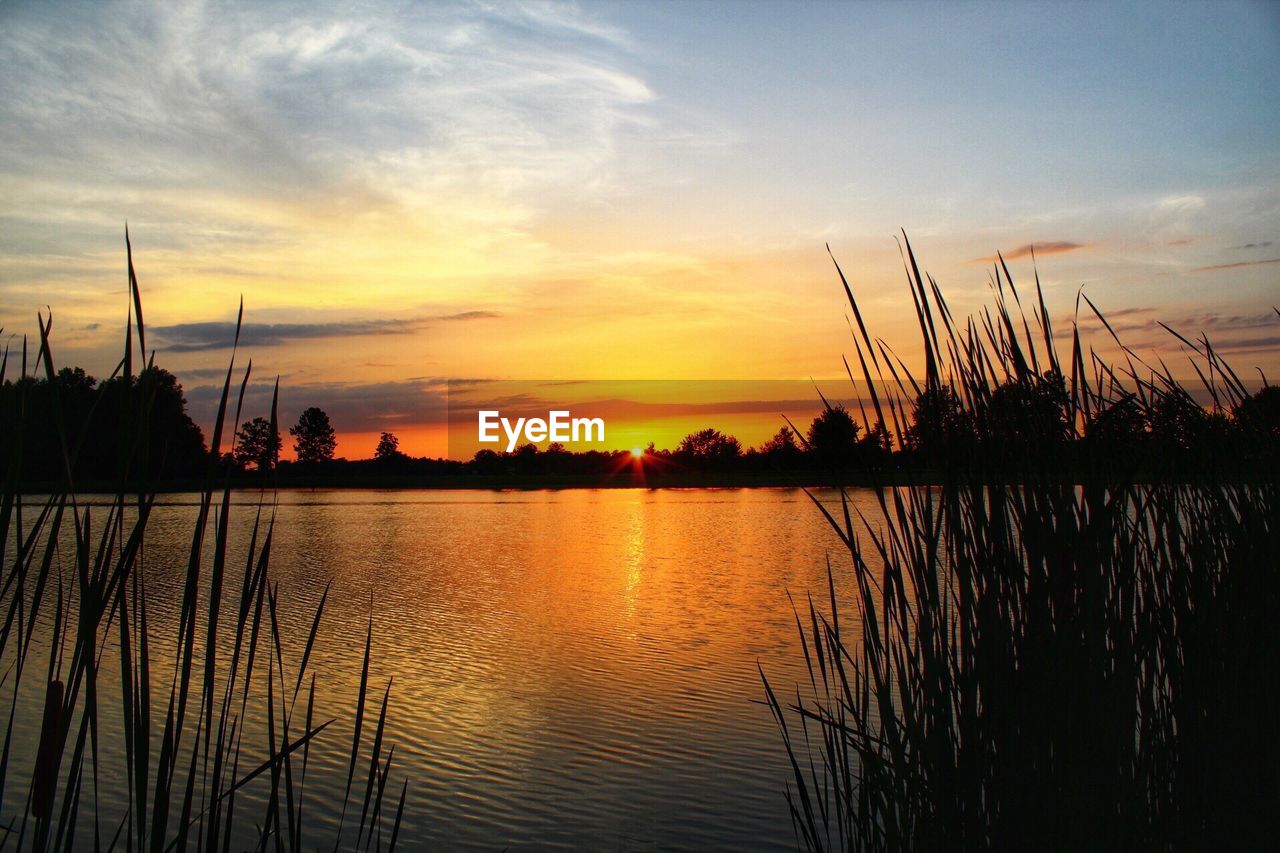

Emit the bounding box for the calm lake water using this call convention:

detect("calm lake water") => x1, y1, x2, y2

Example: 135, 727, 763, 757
11, 488, 869, 850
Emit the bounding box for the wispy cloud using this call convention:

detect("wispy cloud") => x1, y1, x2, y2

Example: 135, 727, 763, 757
1191, 257, 1280, 272
969, 241, 1093, 264
154, 310, 497, 351
174, 367, 235, 381
186, 377, 449, 433
0, 0, 663, 273
154, 319, 423, 352
437, 310, 500, 322
1171, 311, 1280, 332
1064, 304, 1154, 328
1055, 307, 1280, 351
1214, 335, 1280, 353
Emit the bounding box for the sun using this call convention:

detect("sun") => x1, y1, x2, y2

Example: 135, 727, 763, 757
631, 447, 644, 459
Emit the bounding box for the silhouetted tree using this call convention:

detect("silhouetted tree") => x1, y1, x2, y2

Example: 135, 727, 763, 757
540, 442, 570, 474
1, 364, 208, 482
807, 405, 861, 469
511, 442, 539, 473
1085, 393, 1149, 473
290, 406, 337, 464
760, 426, 804, 467
858, 420, 893, 464
1148, 390, 1209, 454
903, 386, 975, 460
1235, 385, 1280, 472
675, 428, 742, 468
134, 367, 209, 478
56, 366, 96, 396
374, 431, 401, 460
1147, 389, 1241, 476
984, 371, 1070, 450
1235, 385, 1280, 441
235, 417, 280, 472
471, 448, 502, 474
760, 426, 798, 453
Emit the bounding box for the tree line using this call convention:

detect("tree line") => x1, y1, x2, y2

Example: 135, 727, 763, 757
4, 365, 1277, 486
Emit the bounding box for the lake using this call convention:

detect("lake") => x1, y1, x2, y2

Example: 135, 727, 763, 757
9, 488, 868, 850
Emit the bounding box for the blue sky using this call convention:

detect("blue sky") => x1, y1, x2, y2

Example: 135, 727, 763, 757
1, 0, 1277, 452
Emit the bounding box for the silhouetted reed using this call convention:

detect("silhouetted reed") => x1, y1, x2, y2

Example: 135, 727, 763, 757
763, 235, 1278, 850
0, 234, 406, 850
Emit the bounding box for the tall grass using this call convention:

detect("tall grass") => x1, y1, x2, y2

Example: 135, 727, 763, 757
764, 235, 1278, 850
0, 235, 407, 850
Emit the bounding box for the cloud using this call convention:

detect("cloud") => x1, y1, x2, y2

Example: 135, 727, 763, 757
1142, 194, 1208, 244
453, 396, 832, 420
1214, 335, 1280, 353
153, 309, 497, 351
446, 378, 499, 388
1191, 257, 1280, 272
1056, 306, 1280, 349
185, 377, 449, 433
1171, 311, 1279, 332
153, 319, 427, 352
1157, 195, 1206, 215
1230, 241, 1273, 250
1084, 306, 1154, 321
174, 367, 237, 381
1152, 333, 1280, 356
0, 0, 665, 267
969, 241, 1092, 264
436, 310, 500, 322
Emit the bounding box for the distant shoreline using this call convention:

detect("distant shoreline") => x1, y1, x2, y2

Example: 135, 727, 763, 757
15, 471, 872, 494
16, 468, 1267, 495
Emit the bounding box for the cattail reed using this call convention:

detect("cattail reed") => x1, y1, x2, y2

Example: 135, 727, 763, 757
0, 235, 408, 850
764, 234, 1278, 851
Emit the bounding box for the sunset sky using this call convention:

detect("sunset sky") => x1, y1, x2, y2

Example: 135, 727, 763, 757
2, 0, 1277, 457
